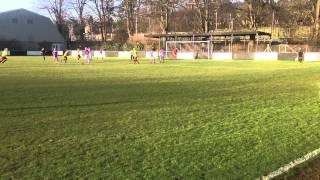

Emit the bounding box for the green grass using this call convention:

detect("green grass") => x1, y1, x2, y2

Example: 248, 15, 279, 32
1, 56, 320, 179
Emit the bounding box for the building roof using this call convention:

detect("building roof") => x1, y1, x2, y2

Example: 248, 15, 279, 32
0, 9, 65, 43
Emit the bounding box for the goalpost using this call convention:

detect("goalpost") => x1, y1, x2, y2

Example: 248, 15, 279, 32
165, 40, 211, 60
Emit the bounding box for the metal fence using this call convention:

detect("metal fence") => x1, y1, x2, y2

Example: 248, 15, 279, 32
5, 49, 320, 62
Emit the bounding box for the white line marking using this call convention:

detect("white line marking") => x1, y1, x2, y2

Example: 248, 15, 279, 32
257, 148, 320, 180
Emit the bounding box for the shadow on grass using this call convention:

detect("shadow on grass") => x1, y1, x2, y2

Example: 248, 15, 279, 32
0, 100, 135, 111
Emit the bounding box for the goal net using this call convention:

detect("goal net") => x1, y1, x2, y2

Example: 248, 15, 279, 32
165, 41, 211, 60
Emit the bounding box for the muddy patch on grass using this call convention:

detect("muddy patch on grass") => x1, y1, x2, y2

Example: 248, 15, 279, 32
275, 157, 320, 180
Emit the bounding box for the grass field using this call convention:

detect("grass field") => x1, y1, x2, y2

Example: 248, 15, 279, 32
1, 56, 320, 179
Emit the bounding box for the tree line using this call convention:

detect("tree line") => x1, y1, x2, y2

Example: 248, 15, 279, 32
40, 0, 320, 43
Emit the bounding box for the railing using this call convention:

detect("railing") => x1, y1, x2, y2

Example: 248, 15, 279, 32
4, 50, 320, 61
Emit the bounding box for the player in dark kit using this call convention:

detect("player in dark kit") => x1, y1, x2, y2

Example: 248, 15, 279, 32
41, 48, 46, 61
298, 48, 304, 63
77, 48, 82, 64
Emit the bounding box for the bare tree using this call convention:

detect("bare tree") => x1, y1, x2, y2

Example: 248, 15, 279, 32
193, 0, 217, 33
146, 0, 182, 33
41, 0, 68, 39
234, 0, 271, 30
122, 0, 137, 35
70, 0, 88, 41
38, 0, 320, 44
90, 0, 116, 41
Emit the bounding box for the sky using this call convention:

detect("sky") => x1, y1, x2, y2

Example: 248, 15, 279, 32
0, 0, 49, 17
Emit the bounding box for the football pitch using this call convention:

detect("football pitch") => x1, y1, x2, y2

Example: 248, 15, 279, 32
1, 57, 320, 179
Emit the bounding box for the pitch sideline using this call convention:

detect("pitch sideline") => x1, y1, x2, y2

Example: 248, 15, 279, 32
257, 147, 320, 180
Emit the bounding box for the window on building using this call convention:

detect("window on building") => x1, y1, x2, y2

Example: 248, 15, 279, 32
12, 18, 18, 24
27, 19, 33, 24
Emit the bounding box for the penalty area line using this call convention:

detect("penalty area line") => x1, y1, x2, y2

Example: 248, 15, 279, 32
257, 147, 320, 180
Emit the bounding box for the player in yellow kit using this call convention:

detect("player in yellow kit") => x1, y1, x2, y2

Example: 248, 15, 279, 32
76, 48, 82, 64
62, 50, 69, 63
132, 48, 140, 64
0, 48, 8, 64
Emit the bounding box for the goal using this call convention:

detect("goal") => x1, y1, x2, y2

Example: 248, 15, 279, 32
165, 41, 211, 60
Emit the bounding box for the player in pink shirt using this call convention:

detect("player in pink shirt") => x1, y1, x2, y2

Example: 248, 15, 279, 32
159, 48, 165, 64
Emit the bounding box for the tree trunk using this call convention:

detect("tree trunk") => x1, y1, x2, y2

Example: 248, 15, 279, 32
124, 0, 135, 36
248, 2, 255, 30
135, 0, 141, 34
159, 0, 171, 33
204, 5, 209, 33
314, 0, 320, 40
204, 0, 210, 33
79, 11, 85, 41
125, 0, 131, 36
